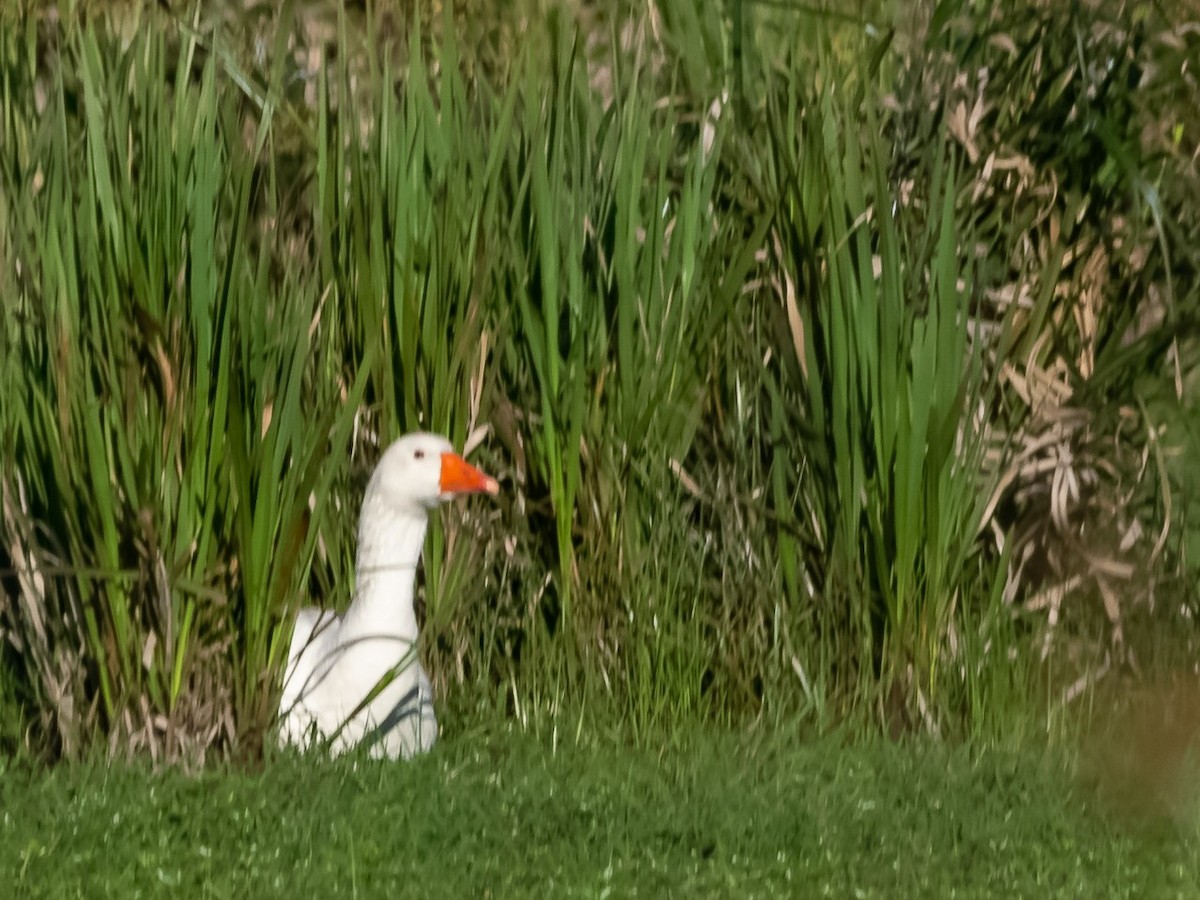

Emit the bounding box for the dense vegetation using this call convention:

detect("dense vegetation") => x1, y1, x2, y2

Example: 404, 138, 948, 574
1, 0, 1197, 770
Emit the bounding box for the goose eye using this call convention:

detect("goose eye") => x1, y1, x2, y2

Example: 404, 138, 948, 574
413, 449, 425, 460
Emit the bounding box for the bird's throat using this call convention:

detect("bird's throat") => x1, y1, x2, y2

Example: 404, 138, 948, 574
338, 495, 429, 646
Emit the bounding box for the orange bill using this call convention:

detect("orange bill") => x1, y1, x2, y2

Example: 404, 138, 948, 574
439, 452, 500, 496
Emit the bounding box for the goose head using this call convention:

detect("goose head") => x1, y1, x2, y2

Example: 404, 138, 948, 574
368, 432, 499, 514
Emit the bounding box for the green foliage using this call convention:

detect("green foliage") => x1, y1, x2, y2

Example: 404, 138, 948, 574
891, 0, 1200, 679
0, 18, 371, 757
767, 67, 1003, 730
0, 0, 1195, 762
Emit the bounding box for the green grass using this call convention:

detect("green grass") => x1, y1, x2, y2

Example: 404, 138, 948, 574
1, 728, 1195, 897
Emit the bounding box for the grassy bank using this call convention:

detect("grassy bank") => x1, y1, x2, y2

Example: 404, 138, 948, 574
2, 728, 1196, 897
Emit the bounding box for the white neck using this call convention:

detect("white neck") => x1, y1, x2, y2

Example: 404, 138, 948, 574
338, 491, 430, 646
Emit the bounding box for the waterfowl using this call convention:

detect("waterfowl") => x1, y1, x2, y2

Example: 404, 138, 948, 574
278, 432, 498, 759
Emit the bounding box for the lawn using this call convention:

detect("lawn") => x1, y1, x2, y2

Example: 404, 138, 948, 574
3, 728, 1195, 898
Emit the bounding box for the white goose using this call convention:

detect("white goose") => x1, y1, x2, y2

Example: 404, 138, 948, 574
278, 432, 498, 759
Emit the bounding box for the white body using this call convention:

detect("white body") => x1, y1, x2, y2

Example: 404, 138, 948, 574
278, 433, 494, 759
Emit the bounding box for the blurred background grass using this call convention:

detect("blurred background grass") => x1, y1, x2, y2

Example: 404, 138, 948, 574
0, 0, 1197, 766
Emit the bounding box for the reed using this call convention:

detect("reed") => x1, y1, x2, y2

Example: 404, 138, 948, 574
0, 0, 1194, 761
